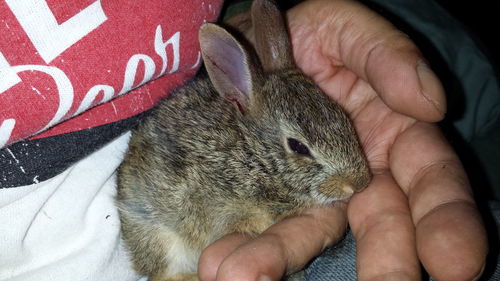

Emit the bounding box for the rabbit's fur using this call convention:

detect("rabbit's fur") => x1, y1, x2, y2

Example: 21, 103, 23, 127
116, 0, 371, 280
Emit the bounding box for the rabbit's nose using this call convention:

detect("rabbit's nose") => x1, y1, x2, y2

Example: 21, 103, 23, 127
341, 184, 355, 196
319, 172, 370, 199
319, 176, 357, 199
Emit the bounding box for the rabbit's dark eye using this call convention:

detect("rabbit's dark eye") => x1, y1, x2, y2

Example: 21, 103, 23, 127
287, 138, 311, 157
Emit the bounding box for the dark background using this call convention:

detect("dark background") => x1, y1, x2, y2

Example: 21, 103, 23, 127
436, 0, 499, 69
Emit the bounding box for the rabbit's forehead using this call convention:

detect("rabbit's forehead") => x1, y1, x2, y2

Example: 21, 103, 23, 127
264, 76, 353, 140
261, 73, 360, 160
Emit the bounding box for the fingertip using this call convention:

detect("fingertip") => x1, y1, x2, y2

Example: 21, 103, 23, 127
416, 61, 447, 121
198, 233, 252, 281
198, 248, 221, 281
417, 202, 488, 281
215, 235, 287, 281
365, 39, 446, 122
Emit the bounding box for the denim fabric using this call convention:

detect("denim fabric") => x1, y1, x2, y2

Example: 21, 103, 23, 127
304, 231, 357, 281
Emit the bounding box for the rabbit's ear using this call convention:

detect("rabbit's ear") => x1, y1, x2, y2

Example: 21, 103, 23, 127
199, 23, 260, 114
252, 0, 294, 71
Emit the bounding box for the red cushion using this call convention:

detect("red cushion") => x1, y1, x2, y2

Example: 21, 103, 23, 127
0, 0, 223, 148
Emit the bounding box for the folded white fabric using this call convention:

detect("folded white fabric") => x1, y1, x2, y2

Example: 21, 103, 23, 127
0, 132, 145, 281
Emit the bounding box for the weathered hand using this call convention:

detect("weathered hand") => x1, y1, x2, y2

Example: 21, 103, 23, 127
198, 1, 488, 280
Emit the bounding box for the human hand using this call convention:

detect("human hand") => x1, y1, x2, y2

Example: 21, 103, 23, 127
199, 0, 488, 280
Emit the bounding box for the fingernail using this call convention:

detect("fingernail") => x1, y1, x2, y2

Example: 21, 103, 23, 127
258, 275, 272, 281
472, 263, 486, 281
416, 61, 446, 118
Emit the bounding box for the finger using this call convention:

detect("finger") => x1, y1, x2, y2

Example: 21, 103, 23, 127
390, 122, 488, 281
212, 204, 348, 281
348, 173, 421, 281
199, 233, 252, 281
287, 0, 446, 122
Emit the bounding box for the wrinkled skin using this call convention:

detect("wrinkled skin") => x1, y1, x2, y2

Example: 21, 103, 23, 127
198, 0, 488, 281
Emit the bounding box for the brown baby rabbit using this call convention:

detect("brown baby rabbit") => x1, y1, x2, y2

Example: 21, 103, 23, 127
116, 0, 371, 280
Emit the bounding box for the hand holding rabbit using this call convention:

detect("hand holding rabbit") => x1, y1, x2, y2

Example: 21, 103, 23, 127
199, 1, 488, 281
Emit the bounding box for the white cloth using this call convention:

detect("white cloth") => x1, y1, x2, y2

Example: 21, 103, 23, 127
0, 132, 145, 281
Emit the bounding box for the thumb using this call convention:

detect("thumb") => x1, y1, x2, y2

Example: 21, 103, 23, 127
287, 0, 446, 122
199, 204, 348, 281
